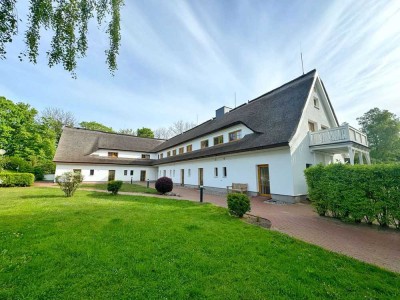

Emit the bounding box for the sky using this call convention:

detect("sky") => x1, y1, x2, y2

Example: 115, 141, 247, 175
1, 0, 400, 132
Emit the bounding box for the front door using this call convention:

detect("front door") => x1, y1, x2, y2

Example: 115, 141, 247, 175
198, 168, 203, 186
108, 170, 115, 181
258, 165, 271, 197
180, 169, 184, 186
140, 170, 146, 182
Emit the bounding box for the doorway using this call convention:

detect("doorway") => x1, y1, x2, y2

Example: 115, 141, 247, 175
108, 170, 115, 181
198, 168, 203, 186
180, 169, 184, 186
257, 165, 271, 197
140, 170, 146, 182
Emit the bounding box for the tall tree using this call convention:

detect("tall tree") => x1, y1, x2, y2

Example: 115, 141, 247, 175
41, 107, 76, 145
136, 127, 154, 138
0, 96, 55, 161
119, 128, 136, 135
79, 121, 114, 132
169, 120, 197, 137
357, 108, 400, 162
0, 0, 124, 77
154, 127, 171, 139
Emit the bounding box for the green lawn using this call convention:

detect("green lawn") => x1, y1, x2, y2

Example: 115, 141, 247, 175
80, 182, 158, 194
0, 188, 399, 299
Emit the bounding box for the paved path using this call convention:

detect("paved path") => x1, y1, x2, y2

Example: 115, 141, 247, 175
35, 182, 400, 273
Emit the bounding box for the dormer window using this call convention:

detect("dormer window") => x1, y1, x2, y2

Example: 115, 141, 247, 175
172, 149, 177, 156
201, 140, 209, 149
186, 144, 192, 152
313, 97, 319, 109
179, 147, 184, 154
108, 152, 118, 158
213, 135, 224, 145
160, 153, 164, 159
141, 154, 150, 159
167, 151, 171, 157
229, 130, 242, 142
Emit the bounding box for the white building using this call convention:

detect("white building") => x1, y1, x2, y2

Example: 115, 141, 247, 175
54, 70, 370, 203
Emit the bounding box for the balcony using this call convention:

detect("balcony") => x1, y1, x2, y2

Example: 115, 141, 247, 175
309, 124, 368, 148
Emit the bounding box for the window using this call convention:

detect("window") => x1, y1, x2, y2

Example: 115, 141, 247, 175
229, 130, 242, 142
308, 121, 316, 132
173, 170, 175, 177
160, 153, 164, 159
163, 170, 166, 177
108, 152, 118, 157
124, 170, 128, 176
213, 135, 224, 145
73, 169, 81, 174
188, 169, 191, 177
130, 170, 134, 176
90, 169, 94, 176
223, 167, 227, 177
173, 149, 177, 156
169, 170, 172, 176
313, 97, 319, 108
167, 151, 171, 157
186, 144, 193, 152
141, 154, 150, 159
214, 167, 218, 177
201, 140, 209, 149
179, 147, 184, 154
306, 164, 313, 168
321, 125, 329, 130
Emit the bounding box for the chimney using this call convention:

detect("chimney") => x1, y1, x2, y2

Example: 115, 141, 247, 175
215, 106, 232, 119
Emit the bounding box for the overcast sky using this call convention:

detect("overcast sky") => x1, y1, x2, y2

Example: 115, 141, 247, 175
1, 0, 399, 131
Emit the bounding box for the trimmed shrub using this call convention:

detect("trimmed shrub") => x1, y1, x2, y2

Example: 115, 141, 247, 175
305, 164, 400, 229
33, 166, 45, 181
0, 172, 34, 187
56, 171, 83, 197
107, 180, 123, 195
227, 193, 251, 217
155, 177, 173, 194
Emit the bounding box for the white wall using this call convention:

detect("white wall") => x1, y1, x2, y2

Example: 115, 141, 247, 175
289, 76, 343, 195
55, 164, 158, 182
91, 149, 157, 159
157, 124, 254, 158
156, 147, 294, 196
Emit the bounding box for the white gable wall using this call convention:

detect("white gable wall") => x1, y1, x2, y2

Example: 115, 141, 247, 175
289, 75, 342, 195
156, 147, 294, 196
55, 164, 158, 182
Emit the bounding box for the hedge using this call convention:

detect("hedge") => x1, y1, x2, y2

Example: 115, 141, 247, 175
0, 172, 35, 187
304, 164, 400, 229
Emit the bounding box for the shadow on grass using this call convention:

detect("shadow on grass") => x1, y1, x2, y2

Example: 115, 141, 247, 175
20, 194, 66, 199
83, 190, 214, 210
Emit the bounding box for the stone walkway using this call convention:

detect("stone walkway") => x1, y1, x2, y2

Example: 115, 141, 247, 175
35, 182, 400, 273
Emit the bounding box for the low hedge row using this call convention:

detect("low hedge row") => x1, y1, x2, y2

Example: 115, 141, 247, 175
0, 172, 35, 187
304, 164, 400, 229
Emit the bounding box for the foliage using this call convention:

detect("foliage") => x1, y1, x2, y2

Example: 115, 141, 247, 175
81, 182, 158, 194
154, 120, 197, 139
136, 127, 154, 138
3, 156, 34, 173
41, 107, 76, 145
0, 96, 56, 161
155, 176, 173, 194
55, 171, 83, 197
357, 108, 400, 162
118, 128, 136, 135
79, 121, 114, 132
1, 188, 399, 299
0, 0, 124, 77
0, 172, 34, 187
107, 180, 123, 195
304, 164, 400, 229
227, 193, 251, 217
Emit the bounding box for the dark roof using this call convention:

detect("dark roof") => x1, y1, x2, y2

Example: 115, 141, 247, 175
152, 70, 317, 161
54, 127, 164, 165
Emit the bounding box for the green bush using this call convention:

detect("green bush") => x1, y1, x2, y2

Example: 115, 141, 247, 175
0, 172, 35, 187
33, 166, 45, 181
56, 171, 83, 197
107, 180, 123, 195
227, 193, 251, 217
305, 164, 400, 229
3, 156, 34, 173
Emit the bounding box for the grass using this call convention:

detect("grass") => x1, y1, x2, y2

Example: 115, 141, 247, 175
80, 182, 158, 194
0, 187, 399, 299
